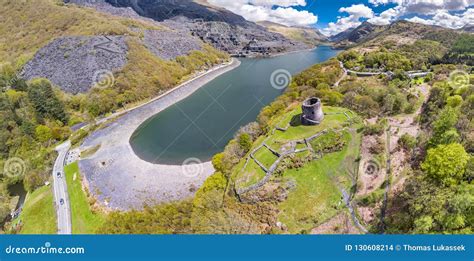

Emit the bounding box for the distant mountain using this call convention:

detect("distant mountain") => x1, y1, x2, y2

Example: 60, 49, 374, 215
460, 24, 474, 33
105, 0, 254, 27
257, 21, 328, 46
329, 27, 356, 43
331, 20, 464, 49
330, 21, 387, 45
91, 0, 308, 54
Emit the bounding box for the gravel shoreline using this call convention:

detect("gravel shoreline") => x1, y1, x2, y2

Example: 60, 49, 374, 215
78, 58, 241, 210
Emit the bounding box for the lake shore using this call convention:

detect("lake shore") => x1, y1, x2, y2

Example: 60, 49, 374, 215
78, 58, 241, 210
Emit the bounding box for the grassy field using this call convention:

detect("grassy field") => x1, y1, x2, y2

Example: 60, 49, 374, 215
235, 105, 354, 189
64, 162, 106, 234
230, 103, 362, 233
18, 185, 56, 234
271, 106, 350, 143
277, 130, 361, 233
253, 146, 278, 169
234, 159, 267, 190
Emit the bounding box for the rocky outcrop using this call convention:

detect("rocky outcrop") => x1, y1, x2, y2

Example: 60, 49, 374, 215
105, 0, 252, 27
143, 29, 202, 60
330, 21, 387, 44
188, 20, 308, 56
21, 36, 128, 94
460, 24, 474, 33
78, 0, 310, 56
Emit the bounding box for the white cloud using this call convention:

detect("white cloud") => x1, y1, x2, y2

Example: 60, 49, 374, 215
207, 0, 317, 27
406, 8, 474, 28
248, 0, 307, 7
368, 6, 402, 25
339, 4, 375, 18
369, 0, 473, 14
321, 4, 375, 36
402, 0, 473, 14
368, 0, 403, 6
360, 0, 473, 31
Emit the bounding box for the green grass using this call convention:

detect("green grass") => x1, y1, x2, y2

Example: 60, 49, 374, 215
253, 147, 278, 169
234, 159, 267, 190
229, 104, 362, 233
270, 106, 349, 145
277, 130, 362, 233
64, 162, 105, 234
237, 105, 353, 189
18, 185, 56, 234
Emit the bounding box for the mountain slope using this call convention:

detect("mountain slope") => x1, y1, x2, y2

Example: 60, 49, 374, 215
98, 0, 309, 55
460, 23, 474, 33
257, 21, 328, 46
105, 0, 252, 26
332, 20, 465, 51
330, 21, 387, 47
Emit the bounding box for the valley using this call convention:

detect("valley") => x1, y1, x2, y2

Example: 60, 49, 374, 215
0, 0, 473, 236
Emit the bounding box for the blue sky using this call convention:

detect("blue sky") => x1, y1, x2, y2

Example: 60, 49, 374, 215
208, 0, 474, 35
293, 0, 396, 28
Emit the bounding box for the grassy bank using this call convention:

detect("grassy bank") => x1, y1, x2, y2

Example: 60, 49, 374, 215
64, 162, 106, 234
18, 185, 56, 234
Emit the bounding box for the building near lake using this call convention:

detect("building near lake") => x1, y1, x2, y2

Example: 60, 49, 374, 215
301, 97, 324, 125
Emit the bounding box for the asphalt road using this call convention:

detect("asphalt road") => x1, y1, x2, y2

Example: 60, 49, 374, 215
53, 141, 72, 234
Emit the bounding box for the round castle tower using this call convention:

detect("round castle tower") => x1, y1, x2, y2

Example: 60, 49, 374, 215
301, 97, 324, 125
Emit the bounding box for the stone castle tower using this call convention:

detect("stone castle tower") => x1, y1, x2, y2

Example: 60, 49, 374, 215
301, 97, 324, 125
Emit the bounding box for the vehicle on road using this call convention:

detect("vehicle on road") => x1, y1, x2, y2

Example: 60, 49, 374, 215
57, 172, 61, 178
60, 198, 64, 205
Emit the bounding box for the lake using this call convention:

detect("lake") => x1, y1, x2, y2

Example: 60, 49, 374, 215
130, 46, 339, 164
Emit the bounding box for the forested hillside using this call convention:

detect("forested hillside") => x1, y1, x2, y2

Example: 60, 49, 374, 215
1, 0, 228, 231
99, 22, 473, 234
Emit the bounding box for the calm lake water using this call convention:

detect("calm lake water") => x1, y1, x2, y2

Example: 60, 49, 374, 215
130, 46, 339, 164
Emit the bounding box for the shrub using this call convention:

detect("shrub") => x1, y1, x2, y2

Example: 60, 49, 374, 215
363, 122, 385, 136
310, 130, 347, 154
238, 133, 252, 152
398, 133, 417, 151
421, 143, 469, 186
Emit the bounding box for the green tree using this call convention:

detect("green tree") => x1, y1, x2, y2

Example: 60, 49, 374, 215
0, 185, 11, 221
35, 125, 53, 143
422, 143, 469, 186
386, 173, 474, 234
429, 106, 459, 146
447, 95, 463, 108
465, 157, 474, 182
398, 133, 416, 150
238, 133, 252, 152
212, 153, 225, 173
27, 79, 68, 123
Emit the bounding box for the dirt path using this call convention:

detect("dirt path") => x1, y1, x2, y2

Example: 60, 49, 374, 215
379, 83, 430, 231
